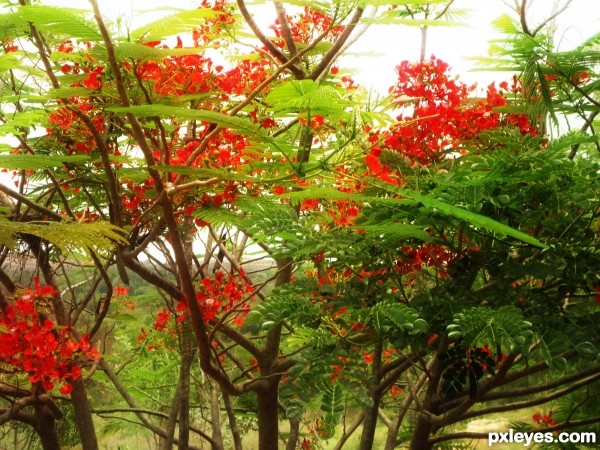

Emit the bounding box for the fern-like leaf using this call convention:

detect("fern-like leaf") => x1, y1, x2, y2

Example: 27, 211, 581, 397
128, 8, 219, 41
0, 219, 127, 255
16, 5, 102, 41
447, 306, 534, 354
0, 154, 90, 170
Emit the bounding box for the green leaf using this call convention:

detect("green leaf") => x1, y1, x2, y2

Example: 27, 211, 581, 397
0, 219, 127, 255
367, 301, 427, 335
575, 342, 596, 357
0, 154, 90, 170
0, 53, 20, 71
106, 105, 271, 141
46, 87, 96, 99
0, 110, 48, 136
265, 80, 350, 114
129, 8, 219, 41
546, 131, 599, 153
272, 0, 329, 12
350, 224, 431, 241
106, 42, 210, 62
15, 5, 102, 41
151, 165, 256, 182
447, 307, 534, 353
192, 207, 245, 229
319, 382, 344, 437
410, 191, 547, 248
491, 13, 521, 35
362, 17, 466, 27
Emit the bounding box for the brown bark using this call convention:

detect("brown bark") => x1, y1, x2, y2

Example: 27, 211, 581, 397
209, 379, 225, 450
285, 418, 300, 450
408, 415, 434, 450
178, 219, 195, 450
34, 402, 61, 450
69, 379, 99, 450
223, 391, 243, 450
257, 380, 281, 450
358, 342, 383, 450
160, 377, 180, 450
383, 371, 428, 450
358, 396, 382, 450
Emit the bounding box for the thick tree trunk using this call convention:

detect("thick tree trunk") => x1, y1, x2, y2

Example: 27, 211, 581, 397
160, 376, 180, 450
178, 337, 194, 450
209, 379, 225, 450
223, 391, 243, 450
359, 341, 384, 450
34, 404, 61, 450
252, 260, 290, 450
285, 417, 300, 450
179, 219, 195, 450
257, 381, 280, 450
408, 415, 434, 450
384, 371, 428, 450
358, 396, 381, 450
70, 379, 99, 450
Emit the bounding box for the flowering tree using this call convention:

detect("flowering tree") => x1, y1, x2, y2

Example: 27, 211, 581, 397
0, 1, 599, 449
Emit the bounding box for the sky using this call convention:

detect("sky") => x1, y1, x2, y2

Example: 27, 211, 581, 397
46, 0, 599, 93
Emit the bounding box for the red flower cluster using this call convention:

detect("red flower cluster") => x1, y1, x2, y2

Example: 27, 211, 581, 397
327, 200, 360, 227
192, 0, 237, 47
47, 96, 104, 156
136, 48, 216, 97
113, 285, 135, 313
367, 57, 538, 178
270, 7, 345, 46
0, 278, 99, 394
154, 308, 173, 332
152, 271, 255, 333
193, 270, 254, 322
532, 411, 558, 427
82, 66, 104, 90
396, 243, 454, 284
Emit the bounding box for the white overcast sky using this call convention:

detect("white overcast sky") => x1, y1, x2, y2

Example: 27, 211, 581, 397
44, 0, 599, 93
75, 0, 599, 93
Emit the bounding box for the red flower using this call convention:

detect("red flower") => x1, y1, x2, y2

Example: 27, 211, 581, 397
300, 198, 319, 211
272, 185, 286, 195
365, 153, 382, 173
0, 284, 99, 394
113, 285, 129, 296
57, 40, 74, 53
83, 68, 103, 90
154, 309, 171, 331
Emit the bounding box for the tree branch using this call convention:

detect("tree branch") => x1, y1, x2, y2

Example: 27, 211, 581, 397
274, 2, 297, 56
236, 0, 305, 79
310, 6, 365, 81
